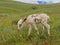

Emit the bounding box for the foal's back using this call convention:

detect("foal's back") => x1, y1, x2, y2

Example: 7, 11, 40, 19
26, 13, 49, 24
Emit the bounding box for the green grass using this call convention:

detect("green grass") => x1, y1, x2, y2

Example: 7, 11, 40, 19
0, 0, 60, 45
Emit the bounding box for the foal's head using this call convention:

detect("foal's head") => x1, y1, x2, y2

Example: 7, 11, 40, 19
17, 17, 27, 30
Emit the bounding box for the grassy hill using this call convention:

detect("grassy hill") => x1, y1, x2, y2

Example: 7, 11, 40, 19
0, 0, 60, 45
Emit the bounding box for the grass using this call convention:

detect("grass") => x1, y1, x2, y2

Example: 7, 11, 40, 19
0, 0, 60, 45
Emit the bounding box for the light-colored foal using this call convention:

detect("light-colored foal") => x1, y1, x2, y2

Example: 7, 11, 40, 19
18, 13, 50, 36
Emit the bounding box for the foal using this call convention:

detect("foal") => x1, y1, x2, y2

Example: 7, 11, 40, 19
18, 13, 50, 36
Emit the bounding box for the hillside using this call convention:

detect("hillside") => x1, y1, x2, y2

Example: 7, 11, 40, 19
0, 0, 60, 45
0, 1, 60, 15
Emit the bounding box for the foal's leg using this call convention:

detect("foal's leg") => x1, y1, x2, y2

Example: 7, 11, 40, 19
27, 24, 32, 36
42, 26, 45, 33
43, 22, 50, 36
33, 23, 39, 35
43, 26, 45, 32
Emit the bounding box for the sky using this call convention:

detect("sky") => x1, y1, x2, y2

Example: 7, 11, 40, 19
14, 0, 60, 4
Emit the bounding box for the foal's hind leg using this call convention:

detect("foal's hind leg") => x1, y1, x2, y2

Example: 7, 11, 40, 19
42, 22, 50, 36
33, 23, 39, 35
42, 26, 45, 33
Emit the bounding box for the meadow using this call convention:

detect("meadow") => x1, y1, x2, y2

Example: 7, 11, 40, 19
0, 0, 60, 45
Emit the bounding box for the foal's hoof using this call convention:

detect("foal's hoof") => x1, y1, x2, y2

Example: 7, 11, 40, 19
27, 35, 31, 38
37, 32, 39, 35
48, 32, 50, 36
27, 35, 32, 40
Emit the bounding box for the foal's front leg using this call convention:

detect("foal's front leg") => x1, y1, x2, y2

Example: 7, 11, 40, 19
33, 23, 39, 35
27, 24, 32, 36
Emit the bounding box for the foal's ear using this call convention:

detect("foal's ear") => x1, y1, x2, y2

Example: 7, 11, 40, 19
23, 16, 27, 22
